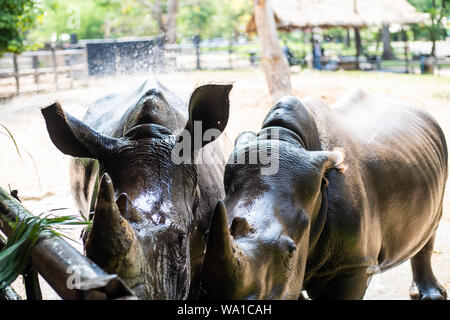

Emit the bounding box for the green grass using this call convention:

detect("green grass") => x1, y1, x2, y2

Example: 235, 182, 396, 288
0, 124, 22, 163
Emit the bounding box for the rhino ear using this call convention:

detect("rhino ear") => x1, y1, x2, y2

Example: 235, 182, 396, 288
41, 103, 119, 159
185, 84, 232, 149
313, 149, 345, 172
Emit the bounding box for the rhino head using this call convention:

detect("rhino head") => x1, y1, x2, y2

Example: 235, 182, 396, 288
41, 84, 232, 299
201, 127, 343, 299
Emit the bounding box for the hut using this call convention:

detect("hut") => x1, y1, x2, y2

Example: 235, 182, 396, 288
247, 0, 429, 70
247, 0, 428, 32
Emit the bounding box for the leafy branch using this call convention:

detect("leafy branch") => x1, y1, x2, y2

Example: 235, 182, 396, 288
0, 214, 90, 290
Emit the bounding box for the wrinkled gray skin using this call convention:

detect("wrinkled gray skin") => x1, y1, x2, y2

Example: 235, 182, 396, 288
201, 88, 448, 300
41, 78, 232, 299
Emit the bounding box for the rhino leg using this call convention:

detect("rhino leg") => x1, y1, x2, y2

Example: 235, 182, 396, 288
307, 267, 371, 300
410, 232, 447, 300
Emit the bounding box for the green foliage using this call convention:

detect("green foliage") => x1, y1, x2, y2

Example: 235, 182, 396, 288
177, 0, 217, 39
0, 214, 89, 290
22, 0, 254, 43
0, 0, 43, 55
408, 0, 449, 44
29, 0, 158, 42
169, 0, 252, 41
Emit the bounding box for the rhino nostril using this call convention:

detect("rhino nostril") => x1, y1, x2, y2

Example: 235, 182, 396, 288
164, 223, 186, 245
168, 222, 184, 234
287, 242, 297, 256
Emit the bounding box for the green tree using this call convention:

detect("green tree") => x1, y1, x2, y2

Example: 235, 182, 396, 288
177, 0, 251, 41
29, 0, 158, 42
0, 0, 43, 55
177, 0, 216, 40
408, 0, 449, 56
213, 0, 252, 40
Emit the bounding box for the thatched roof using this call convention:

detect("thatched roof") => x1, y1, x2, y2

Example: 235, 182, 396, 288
247, 0, 429, 32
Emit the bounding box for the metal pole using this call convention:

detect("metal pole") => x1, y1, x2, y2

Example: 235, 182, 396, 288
0, 187, 136, 300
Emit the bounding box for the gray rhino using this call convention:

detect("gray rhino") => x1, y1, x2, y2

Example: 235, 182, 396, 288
202, 89, 447, 300
41, 78, 232, 299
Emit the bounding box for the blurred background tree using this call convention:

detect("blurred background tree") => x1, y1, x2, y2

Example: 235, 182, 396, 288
408, 0, 449, 56
27, 0, 252, 44
0, 0, 43, 55
6, 0, 447, 58
29, 0, 159, 42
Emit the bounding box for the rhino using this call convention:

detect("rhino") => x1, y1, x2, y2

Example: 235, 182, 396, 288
41, 78, 232, 299
201, 89, 448, 300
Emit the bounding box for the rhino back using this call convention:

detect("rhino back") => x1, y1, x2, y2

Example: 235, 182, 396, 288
267, 90, 447, 277
306, 90, 447, 272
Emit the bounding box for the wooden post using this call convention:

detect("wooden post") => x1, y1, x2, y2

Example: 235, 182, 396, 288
194, 35, 201, 70
403, 27, 410, 74
253, 0, 292, 102
32, 55, 40, 91
51, 46, 58, 90
13, 54, 19, 94
228, 40, 233, 69
354, 27, 362, 70
23, 266, 43, 300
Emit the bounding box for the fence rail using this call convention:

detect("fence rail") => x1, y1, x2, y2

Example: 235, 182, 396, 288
1, 40, 447, 98
0, 48, 87, 96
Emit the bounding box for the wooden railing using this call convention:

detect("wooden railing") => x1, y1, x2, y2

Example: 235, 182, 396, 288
0, 48, 87, 95
0, 187, 136, 300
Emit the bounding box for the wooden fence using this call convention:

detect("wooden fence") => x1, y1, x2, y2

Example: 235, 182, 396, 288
0, 48, 87, 96
0, 43, 259, 97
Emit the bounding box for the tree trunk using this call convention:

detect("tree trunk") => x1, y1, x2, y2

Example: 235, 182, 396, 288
253, 0, 292, 102
154, 0, 166, 38
344, 28, 351, 47
381, 24, 396, 60
430, 40, 436, 57
165, 0, 178, 44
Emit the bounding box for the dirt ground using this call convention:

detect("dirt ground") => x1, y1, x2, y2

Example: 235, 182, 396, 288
0, 68, 449, 300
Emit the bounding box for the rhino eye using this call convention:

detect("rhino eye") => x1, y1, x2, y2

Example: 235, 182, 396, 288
287, 243, 296, 258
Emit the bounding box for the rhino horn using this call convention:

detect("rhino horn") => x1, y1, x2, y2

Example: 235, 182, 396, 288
85, 173, 146, 286
201, 201, 246, 299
